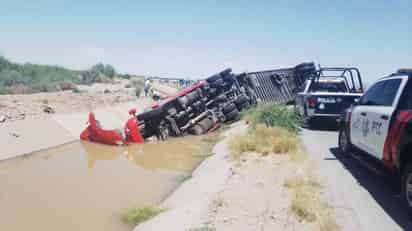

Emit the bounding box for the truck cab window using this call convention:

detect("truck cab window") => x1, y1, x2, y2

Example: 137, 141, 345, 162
309, 81, 347, 92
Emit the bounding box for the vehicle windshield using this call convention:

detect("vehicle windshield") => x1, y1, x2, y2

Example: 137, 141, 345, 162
309, 81, 347, 92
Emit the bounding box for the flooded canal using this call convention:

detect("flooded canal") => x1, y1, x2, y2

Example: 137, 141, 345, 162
0, 136, 207, 231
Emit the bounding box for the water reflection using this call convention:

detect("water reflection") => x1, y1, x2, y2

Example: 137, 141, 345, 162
81, 135, 204, 171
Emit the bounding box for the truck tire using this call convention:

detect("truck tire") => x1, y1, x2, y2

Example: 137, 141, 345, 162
222, 103, 237, 114
225, 108, 240, 122
402, 162, 412, 214
235, 95, 248, 106
295, 62, 316, 72
237, 101, 250, 111
189, 124, 204, 135
338, 127, 353, 154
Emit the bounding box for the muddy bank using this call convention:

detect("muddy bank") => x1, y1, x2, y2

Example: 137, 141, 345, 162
0, 136, 205, 231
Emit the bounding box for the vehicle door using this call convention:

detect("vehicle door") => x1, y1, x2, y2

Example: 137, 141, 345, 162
350, 81, 385, 150
363, 77, 407, 159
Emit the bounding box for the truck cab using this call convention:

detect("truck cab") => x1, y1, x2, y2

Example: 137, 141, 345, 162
338, 69, 412, 212
295, 67, 364, 126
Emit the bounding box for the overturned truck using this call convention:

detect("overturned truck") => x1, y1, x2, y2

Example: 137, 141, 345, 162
135, 62, 317, 140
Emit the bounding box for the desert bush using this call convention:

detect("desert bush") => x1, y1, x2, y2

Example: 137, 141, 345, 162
57, 80, 76, 90
0, 85, 11, 94
121, 206, 165, 225
242, 104, 302, 133
31, 81, 58, 93
284, 176, 340, 231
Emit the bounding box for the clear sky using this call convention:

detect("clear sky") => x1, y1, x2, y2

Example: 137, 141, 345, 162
0, 0, 411, 83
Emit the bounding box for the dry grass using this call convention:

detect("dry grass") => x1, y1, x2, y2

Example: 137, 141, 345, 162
121, 206, 165, 225
188, 227, 216, 231
229, 124, 300, 159
284, 176, 341, 231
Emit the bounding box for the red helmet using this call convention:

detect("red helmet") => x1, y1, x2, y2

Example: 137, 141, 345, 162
128, 108, 137, 116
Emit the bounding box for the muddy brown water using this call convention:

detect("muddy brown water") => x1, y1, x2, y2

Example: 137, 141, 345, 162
0, 136, 207, 231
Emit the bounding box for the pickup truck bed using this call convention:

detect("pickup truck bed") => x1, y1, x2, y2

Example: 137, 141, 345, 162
295, 67, 364, 125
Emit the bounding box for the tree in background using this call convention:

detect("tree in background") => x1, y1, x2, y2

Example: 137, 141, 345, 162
90, 63, 116, 78
0, 56, 119, 94
103, 64, 116, 78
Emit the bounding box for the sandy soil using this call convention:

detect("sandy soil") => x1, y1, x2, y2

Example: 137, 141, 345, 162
206, 154, 315, 231
134, 122, 320, 231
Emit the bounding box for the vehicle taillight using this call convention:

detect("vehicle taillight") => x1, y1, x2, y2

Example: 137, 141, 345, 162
308, 96, 316, 108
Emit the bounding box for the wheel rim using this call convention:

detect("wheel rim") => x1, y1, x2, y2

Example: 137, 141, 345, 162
340, 130, 348, 153
406, 173, 412, 208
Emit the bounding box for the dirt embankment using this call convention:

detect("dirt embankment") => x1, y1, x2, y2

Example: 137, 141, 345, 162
0, 79, 142, 123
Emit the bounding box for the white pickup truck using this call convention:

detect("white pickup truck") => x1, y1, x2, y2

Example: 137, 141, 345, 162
295, 67, 364, 127
338, 69, 412, 212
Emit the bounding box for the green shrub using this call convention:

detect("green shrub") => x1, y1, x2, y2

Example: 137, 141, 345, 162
31, 81, 58, 93
0, 56, 119, 94
0, 85, 11, 94
242, 104, 302, 133
121, 206, 165, 225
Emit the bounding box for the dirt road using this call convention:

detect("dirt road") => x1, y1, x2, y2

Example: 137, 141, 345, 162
301, 128, 412, 231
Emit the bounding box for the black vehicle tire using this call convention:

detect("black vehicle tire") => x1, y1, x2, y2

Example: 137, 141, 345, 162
189, 124, 204, 135
186, 90, 200, 103
222, 103, 237, 114
402, 162, 412, 214
295, 62, 316, 72
338, 127, 353, 154
237, 101, 250, 111
235, 95, 248, 106
206, 73, 223, 83
225, 108, 240, 122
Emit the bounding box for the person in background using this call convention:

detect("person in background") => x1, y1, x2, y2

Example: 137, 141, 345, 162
144, 79, 151, 96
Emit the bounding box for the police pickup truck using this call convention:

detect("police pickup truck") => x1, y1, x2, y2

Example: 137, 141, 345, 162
295, 67, 364, 127
338, 69, 412, 212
